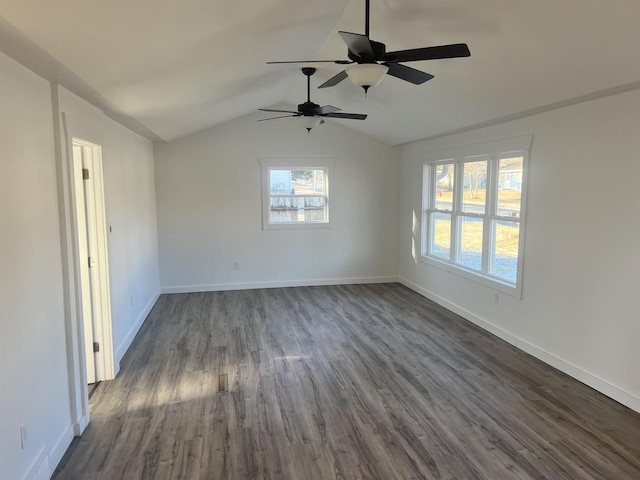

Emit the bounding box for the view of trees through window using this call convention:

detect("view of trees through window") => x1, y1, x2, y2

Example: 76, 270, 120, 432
426, 155, 525, 286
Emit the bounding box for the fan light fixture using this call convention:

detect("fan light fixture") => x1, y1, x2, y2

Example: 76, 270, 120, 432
345, 63, 389, 94
299, 115, 321, 132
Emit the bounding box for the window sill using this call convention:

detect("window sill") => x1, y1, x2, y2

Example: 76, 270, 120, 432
419, 255, 522, 298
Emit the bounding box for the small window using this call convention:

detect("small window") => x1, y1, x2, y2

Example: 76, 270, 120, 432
422, 143, 529, 295
259, 158, 334, 229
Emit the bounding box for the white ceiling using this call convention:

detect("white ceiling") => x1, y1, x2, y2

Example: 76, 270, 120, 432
1, 0, 639, 145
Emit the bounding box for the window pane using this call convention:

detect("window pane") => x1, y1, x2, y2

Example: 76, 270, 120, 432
269, 195, 328, 223
497, 157, 523, 218
462, 160, 487, 214
292, 169, 325, 194
430, 212, 451, 260
303, 196, 326, 222
492, 220, 520, 283
270, 169, 325, 195
458, 216, 483, 271
269, 168, 327, 224
270, 170, 292, 194
434, 163, 455, 211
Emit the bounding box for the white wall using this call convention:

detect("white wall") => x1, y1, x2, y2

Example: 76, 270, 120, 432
155, 113, 400, 292
399, 89, 640, 412
0, 52, 161, 479
102, 117, 160, 363
0, 52, 72, 480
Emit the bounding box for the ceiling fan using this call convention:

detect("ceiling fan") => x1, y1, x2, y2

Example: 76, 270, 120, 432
268, 0, 470, 93
258, 67, 367, 132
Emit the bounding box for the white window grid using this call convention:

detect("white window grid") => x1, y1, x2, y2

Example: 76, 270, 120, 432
259, 158, 335, 230
422, 151, 528, 294
267, 168, 329, 225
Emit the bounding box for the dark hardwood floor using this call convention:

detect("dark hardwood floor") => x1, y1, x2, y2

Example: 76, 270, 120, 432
54, 283, 640, 479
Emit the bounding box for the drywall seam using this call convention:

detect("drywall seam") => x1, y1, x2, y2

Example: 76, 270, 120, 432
399, 277, 640, 413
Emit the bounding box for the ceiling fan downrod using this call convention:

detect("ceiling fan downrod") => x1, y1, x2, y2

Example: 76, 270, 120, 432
365, 0, 370, 37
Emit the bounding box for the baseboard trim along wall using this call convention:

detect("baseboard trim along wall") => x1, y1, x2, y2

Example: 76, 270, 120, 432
73, 414, 88, 437
23, 448, 48, 480
47, 424, 74, 479
115, 291, 161, 365
399, 277, 640, 414
161, 276, 398, 294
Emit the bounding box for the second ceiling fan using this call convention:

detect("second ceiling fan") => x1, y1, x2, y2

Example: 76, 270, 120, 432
268, 0, 471, 93
258, 67, 367, 132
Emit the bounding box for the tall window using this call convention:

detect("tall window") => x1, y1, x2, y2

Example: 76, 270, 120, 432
422, 150, 527, 293
259, 158, 334, 229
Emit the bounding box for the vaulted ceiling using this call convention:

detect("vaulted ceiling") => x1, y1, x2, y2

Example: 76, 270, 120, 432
1, 0, 639, 145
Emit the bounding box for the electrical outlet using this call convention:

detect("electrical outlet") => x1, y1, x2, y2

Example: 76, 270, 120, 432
493, 291, 500, 304
233, 261, 240, 270
20, 422, 28, 449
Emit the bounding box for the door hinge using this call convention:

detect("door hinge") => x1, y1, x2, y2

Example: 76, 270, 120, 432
82, 168, 90, 180
93, 342, 100, 353
88, 256, 96, 268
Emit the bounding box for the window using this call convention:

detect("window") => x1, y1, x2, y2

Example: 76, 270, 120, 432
259, 158, 334, 229
422, 140, 529, 295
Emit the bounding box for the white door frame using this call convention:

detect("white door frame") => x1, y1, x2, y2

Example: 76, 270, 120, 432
57, 108, 116, 435
71, 139, 115, 383
67, 136, 115, 382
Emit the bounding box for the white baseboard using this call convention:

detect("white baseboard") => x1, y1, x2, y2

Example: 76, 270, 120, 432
115, 290, 160, 365
47, 424, 74, 479
399, 277, 640, 413
161, 276, 398, 294
23, 448, 48, 480
73, 415, 88, 436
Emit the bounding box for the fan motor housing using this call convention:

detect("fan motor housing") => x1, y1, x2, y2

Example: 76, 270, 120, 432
298, 101, 320, 115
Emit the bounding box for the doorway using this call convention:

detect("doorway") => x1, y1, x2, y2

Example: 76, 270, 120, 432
71, 139, 115, 385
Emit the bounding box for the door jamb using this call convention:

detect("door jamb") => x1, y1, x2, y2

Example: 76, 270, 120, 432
71, 138, 115, 382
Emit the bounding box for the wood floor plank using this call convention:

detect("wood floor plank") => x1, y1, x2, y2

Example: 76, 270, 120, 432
53, 284, 640, 479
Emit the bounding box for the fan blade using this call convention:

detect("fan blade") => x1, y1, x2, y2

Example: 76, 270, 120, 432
339, 31, 374, 58
383, 43, 470, 62
257, 115, 300, 122
316, 105, 341, 115
259, 108, 299, 114
267, 60, 351, 64
323, 112, 367, 120
384, 62, 434, 85
318, 70, 348, 88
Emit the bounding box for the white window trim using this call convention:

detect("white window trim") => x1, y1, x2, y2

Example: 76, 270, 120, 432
258, 157, 336, 230
420, 136, 532, 298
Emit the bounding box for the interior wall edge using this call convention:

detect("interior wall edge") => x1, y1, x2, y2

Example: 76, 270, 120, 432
399, 277, 640, 414
161, 276, 399, 295
399, 79, 640, 147
0, 16, 163, 142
